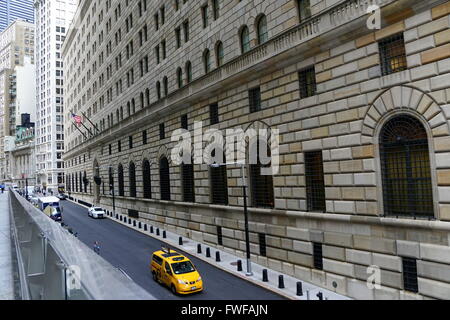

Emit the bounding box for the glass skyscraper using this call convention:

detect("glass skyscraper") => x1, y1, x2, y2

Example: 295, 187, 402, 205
0, 0, 34, 32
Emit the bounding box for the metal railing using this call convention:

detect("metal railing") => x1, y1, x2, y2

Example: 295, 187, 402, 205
9, 190, 155, 300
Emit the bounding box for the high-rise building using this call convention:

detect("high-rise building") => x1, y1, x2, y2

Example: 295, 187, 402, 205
34, 0, 78, 192
63, 0, 450, 300
0, 20, 34, 183
0, 0, 35, 32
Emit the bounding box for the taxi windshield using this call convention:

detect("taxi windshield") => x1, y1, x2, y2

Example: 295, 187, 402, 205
171, 261, 196, 275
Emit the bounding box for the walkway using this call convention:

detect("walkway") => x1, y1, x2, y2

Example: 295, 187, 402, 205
0, 191, 14, 300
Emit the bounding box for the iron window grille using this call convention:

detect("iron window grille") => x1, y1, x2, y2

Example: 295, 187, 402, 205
379, 33, 407, 76
249, 140, 274, 209
143, 160, 152, 199
313, 242, 323, 270
379, 115, 433, 218
298, 66, 316, 99
217, 226, 223, 246
402, 257, 419, 293
128, 209, 139, 219
259, 233, 267, 257
210, 162, 228, 205
160, 157, 171, 201
210, 103, 219, 125
118, 164, 124, 196
118, 140, 121, 152
249, 87, 261, 113
129, 136, 133, 149
129, 162, 136, 197
182, 163, 195, 203
305, 151, 326, 212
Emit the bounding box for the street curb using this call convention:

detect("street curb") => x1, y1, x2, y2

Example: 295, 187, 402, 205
65, 199, 296, 299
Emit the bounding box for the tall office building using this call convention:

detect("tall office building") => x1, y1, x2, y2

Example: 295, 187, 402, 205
34, 0, 77, 191
0, 20, 34, 183
0, 0, 34, 32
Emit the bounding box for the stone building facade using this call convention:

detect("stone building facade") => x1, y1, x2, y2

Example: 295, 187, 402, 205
63, 0, 450, 299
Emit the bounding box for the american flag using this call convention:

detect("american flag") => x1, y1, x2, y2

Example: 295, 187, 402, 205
72, 113, 83, 126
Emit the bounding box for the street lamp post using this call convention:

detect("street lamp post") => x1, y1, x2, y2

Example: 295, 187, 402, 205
211, 162, 253, 276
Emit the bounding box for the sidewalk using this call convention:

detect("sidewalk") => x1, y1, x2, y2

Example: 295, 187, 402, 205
86, 204, 352, 300
0, 191, 14, 300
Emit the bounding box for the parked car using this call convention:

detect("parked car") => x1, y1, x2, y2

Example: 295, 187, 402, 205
88, 207, 106, 219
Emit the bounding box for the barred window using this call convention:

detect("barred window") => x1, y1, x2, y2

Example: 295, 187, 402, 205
249, 87, 261, 113
181, 114, 188, 130
250, 140, 274, 208
402, 257, 419, 293
298, 66, 316, 99
118, 164, 124, 196
160, 157, 171, 201
143, 160, 152, 199
379, 33, 407, 76
83, 171, 87, 193
182, 163, 195, 203
210, 162, 228, 205
159, 123, 165, 140
259, 233, 267, 257
380, 115, 433, 218
143, 130, 147, 145
129, 162, 136, 197
305, 151, 326, 212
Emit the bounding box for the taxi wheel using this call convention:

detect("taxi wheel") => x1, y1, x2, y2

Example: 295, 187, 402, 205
171, 284, 177, 295
152, 272, 157, 282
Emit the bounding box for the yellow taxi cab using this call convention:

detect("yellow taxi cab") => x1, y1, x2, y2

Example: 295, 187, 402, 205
150, 246, 203, 295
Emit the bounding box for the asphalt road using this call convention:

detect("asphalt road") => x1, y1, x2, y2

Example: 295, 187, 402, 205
60, 200, 285, 300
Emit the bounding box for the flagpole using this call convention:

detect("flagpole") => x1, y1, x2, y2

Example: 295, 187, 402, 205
81, 111, 100, 134
72, 122, 87, 140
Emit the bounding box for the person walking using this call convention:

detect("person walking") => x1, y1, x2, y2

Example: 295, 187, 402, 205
93, 241, 101, 255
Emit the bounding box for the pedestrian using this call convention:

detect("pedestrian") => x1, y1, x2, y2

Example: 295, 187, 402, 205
93, 241, 100, 255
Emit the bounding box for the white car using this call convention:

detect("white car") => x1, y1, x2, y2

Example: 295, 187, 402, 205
88, 207, 106, 219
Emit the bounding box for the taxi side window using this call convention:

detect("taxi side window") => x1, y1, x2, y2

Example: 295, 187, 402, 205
164, 262, 171, 273
152, 255, 163, 265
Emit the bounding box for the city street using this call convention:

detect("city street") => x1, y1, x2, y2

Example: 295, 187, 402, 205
60, 200, 285, 300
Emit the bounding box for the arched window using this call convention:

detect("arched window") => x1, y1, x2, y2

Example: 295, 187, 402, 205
131, 98, 136, 113
185, 61, 192, 84
249, 138, 274, 208
140, 92, 144, 109
118, 164, 124, 196
129, 162, 136, 197
116, 110, 120, 123
380, 115, 433, 218
120, 106, 124, 120
160, 157, 171, 201
257, 15, 268, 44
203, 49, 211, 74
177, 67, 183, 88
127, 101, 131, 116
215, 41, 224, 67
240, 26, 250, 53
156, 81, 161, 100
143, 160, 152, 199
163, 77, 168, 97
182, 163, 195, 202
